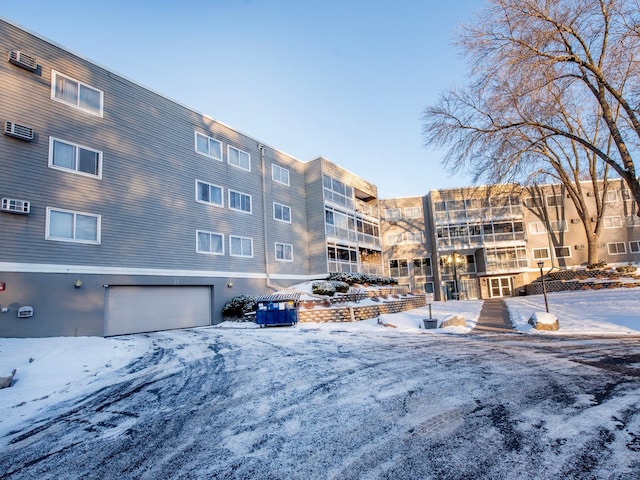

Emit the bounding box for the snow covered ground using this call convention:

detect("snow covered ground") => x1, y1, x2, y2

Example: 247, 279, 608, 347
1, 288, 639, 479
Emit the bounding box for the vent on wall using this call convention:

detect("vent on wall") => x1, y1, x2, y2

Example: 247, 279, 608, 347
1, 198, 30, 214
8, 49, 38, 71
4, 121, 34, 141
575, 244, 585, 250
570, 218, 580, 224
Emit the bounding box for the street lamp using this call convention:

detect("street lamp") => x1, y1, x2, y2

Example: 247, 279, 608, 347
537, 260, 549, 313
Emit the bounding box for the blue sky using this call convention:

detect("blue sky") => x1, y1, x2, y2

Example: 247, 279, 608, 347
3, 0, 483, 199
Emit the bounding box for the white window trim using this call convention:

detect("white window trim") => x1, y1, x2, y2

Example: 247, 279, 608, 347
196, 230, 225, 255
273, 202, 292, 223
272, 164, 290, 186
607, 242, 627, 255
528, 222, 547, 234
48, 137, 103, 179
195, 179, 224, 208
230, 235, 254, 258
546, 195, 564, 207
51, 70, 104, 117
45, 207, 101, 245
629, 240, 640, 253
549, 220, 568, 232
227, 145, 251, 172
603, 216, 622, 229
194, 132, 223, 161
554, 246, 572, 258
387, 233, 404, 245
384, 208, 402, 221
404, 207, 422, 219
532, 247, 550, 260
275, 242, 294, 262
405, 231, 424, 243
604, 190, 619, 203
228, 190, 252, 214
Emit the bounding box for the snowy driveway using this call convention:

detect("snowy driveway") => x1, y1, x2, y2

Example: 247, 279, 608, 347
2, 326, 640, 479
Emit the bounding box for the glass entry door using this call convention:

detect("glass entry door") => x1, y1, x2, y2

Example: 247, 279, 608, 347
489, 277, 512, 298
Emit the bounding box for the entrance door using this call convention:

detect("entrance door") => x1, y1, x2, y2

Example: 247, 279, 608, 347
489, 277, 512, 298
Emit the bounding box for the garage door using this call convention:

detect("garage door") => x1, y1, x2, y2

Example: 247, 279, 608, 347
105, 286, 211, 336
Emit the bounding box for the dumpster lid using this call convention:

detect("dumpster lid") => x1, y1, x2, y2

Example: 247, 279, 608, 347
255, 292, 301, 303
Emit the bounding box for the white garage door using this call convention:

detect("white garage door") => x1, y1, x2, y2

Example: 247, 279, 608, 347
105, 286, 211, 336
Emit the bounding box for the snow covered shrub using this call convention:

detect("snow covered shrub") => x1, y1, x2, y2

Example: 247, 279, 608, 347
312, 281, 336, 296
331, 281, 350, 293
616, 265, 637, 274
222, 294, 257, 318
587, 261, 607, 270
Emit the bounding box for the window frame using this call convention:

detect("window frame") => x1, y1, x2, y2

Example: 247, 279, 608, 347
405, 231, 424, 243
273, 202, 292, 223
196, 230, 224, 255
228, 190, 252, 214
607, 242, 627, 255
275, 242, 293, 262
227, 145, 251, 172
51, 70, 104, 117
554, 246, 572, 258
532, 247, 550, 260
230, 235, 254, 258
194, 132, 223, 161
45, 207, 101, 244
546, 195, 564, 207
48, 137, 102, 179
386, 233, 404, 245
272, 164, 290, 186
604, 190, 618, 203
404, 207, 422, 219
629, 240, 640, 254
528, 222, 547, 234
384, 208, 402, 220
603, 216, 623, 229
195, 179, 224, 208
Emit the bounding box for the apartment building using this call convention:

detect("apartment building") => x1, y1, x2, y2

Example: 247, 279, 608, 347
381, 182, 640, 301
0, 19, 380, 337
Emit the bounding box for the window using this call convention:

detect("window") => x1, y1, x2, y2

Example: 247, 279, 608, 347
603, 216, 622, 229
196, 180, 223, 207
389, 259, 409, 277
46, 207, 100, 244
49, 138, 101, 178
323, 175, 353, 208
529, 222, 547, 234
413, 258, 432, 276
195, 132, 222, 161
386, 233, 404, 245
275, 242, 293, 261
630, 241, 640, 253
273, 203, 291, 223
272, 164, 290, 186
549, 220, 568, 232
230, 235, 253, 257
229, 190, 252, 213
384, 208, 401, 220
604, 190, 618, 202
555, 246, 571, 258
546, 195, 564, 207
51, 71, 103, 116
532, 248, 550, 260
404, 207, 422, 219
197, 230, 224, 255
406, 231, 424, 243
523, 197, 543, 208
607, 242, 626, 255
228, 146, 251, 171
625, 215, 640, 227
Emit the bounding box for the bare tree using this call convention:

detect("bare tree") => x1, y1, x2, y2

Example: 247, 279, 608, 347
423, 0, 640, 216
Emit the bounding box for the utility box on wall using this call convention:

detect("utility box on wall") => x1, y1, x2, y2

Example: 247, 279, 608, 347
17, 306, 33, 318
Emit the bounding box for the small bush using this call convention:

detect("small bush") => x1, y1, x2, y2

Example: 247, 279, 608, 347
331, 281, 350, 293
312, 281, 336, 296
616, 265, 637, 274
586, 261, 607, 270
327, 272, 397, 286
222, 294, 256, 318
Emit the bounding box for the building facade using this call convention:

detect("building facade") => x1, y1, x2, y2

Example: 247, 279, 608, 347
0, 20, 380, 337
1, 19, 638, 337
380, 182, 640, 301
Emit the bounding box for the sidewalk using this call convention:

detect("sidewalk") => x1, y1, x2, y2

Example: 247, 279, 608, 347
472, 298, 517, 333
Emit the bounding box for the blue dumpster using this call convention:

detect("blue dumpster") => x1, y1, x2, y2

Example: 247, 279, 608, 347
255, 293, 300, 327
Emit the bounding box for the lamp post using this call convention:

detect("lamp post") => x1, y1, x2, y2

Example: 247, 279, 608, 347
537, 260, 549, 313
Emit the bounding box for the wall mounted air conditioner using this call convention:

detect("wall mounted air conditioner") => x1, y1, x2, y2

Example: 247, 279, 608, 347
8, 49, 38, 71
570, 218, 580, 224
388, 220, 397, 225
574, 245, 585, 250
4, 121, 34, 141
1, 198, 30, 214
